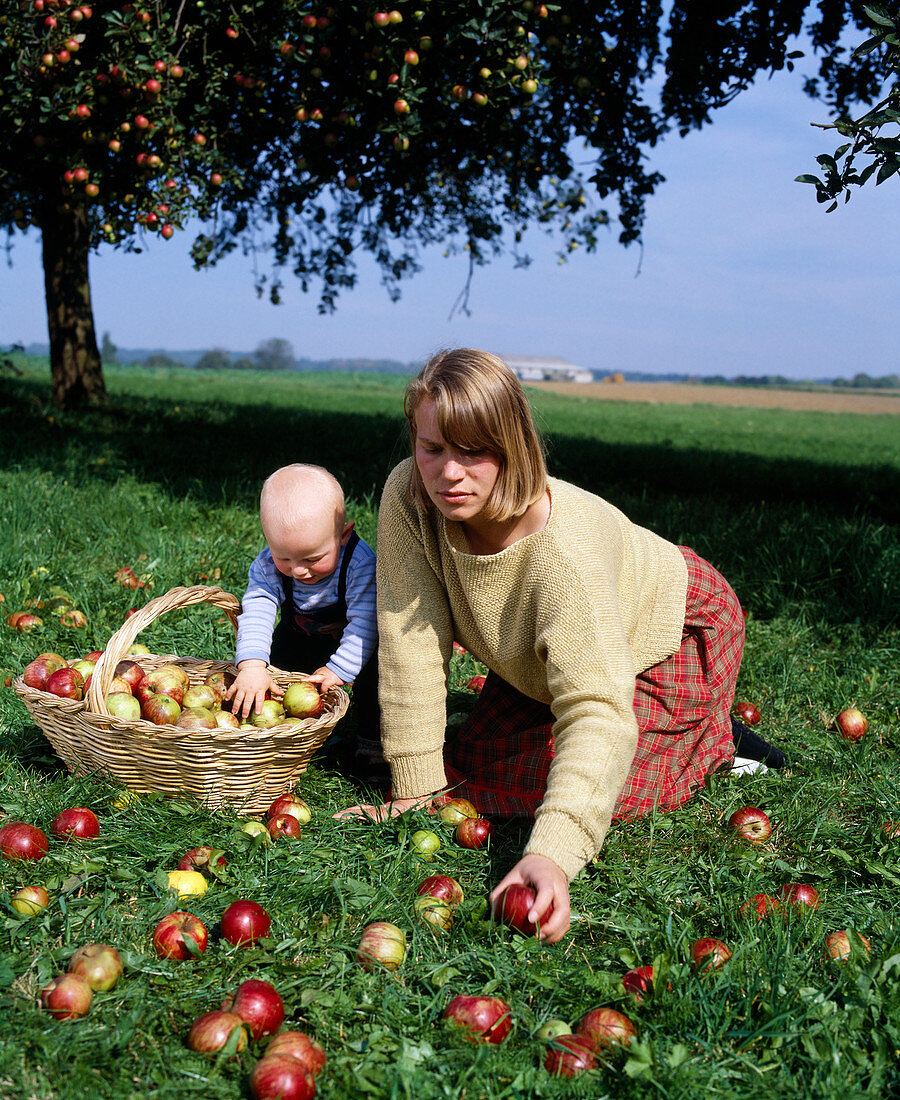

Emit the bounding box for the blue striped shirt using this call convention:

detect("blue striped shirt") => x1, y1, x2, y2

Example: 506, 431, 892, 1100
234, 537, 377, 683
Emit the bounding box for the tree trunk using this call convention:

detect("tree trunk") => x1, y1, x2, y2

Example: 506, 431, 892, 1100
40, 193, 107, 409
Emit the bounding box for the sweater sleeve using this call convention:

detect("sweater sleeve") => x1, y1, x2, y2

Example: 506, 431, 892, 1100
376, 463, 453, 797
234, 549, 282, 665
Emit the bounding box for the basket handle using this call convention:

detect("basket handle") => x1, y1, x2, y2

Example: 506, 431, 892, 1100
87, 585, 241, 716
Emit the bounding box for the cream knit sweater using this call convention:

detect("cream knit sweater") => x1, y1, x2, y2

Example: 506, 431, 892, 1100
376, 459, 688, 880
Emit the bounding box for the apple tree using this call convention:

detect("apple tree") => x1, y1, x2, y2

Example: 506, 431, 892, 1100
0, 1, 891, 407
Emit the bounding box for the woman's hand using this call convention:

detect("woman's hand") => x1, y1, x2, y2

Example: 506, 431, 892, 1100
490, 854, 571, 944
333, 795, 438, 822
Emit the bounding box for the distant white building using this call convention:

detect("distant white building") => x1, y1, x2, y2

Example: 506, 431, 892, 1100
503, 354, 594, 383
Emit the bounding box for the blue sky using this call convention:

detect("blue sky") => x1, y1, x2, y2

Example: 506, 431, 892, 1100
3, 62, 897, 380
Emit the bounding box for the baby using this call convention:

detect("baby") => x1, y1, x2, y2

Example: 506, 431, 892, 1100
226, 464, 384, 783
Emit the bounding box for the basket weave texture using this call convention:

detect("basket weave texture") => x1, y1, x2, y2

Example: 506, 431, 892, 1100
13, 585, 348, 813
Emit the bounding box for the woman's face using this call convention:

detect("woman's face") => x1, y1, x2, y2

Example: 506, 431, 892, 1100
414, 398, 501, 525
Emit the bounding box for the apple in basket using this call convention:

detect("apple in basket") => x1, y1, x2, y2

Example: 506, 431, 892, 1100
250, 699, 286, 728
136, 668, 186, 707
107, 692, 141, 720
182, 683, 221, 711
45, 667, 85, 701
214, 710, 240, 729
114, 660, 145, 692
283, 681, 324, 720
142, 693, 182, 725
23, 653, 67, 690
176, 707, 217, 730
203, 671, 229, 702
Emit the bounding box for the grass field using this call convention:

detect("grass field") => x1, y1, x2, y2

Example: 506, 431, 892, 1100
1, 357, 898, 1099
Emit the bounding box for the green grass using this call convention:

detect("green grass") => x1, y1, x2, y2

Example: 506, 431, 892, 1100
0, 356, 898, 1099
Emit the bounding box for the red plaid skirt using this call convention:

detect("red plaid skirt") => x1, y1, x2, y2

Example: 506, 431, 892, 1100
443, 547, 743, 819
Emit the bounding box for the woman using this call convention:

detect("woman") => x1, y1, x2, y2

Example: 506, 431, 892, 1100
339, 348, 782, 943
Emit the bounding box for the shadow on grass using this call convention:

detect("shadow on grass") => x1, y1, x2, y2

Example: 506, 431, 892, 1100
1, 378, 897, 626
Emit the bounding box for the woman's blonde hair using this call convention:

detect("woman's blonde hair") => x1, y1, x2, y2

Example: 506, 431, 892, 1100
404, 348, 548, 522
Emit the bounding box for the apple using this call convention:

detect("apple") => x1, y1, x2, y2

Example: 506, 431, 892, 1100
536, 1018, 571, 1040
414, 895, 454, 933
114, 660, 144, 691
543, 1034, 597, 1077
437, 797, 477, 825
250, 699, 286, 728
283, 681, 324, 719
45, 666, 84, 700
152, 911, 208, 960
690, 938, 732, 972
221, 899, 272, 946
11, 884, 50, 916
222, 978, 285, 1039
411, 829, 441, 861
156, 663, 191, 690
416, 874, 463, 907
68, 943, 123, 991
136, 669, 184, 706
41, 973, 93, 1019
267, 793, 311, 825
734, 701, 761, 726
166, 869, 208, 899
455, 818, 493, 849
778, 883, 820, 910
107, 692, 141, 720
203, 670, 229, 700
83, 651, 105, 663
268, 814, 302, 839
882, 821, 900, 839
60, 609, 88, 628
14, 613, 43, 632
178, 846, 226, 876
182, 684, 221, 711
622, 965, 654, 1001
443, 995, 512, 1044
0, 821, 49, 861
824, 929, 872, 962
187, 1010, 248, 1054
214, 709, 240, 729
241, 820, 272, 844
265, 1031, 327, 1076
51, 807, 100, 840
249, 1056, 316, 1100
494, 884, 553, 937
835, 708, 867, 742
70, 661, 97, 682
741, 894, 781, 920
176, 707, 217, 729
727, 806, 772, 843
466, 675, 486, 693
576, 1007, 636, 1049
142, 693, 182, 725
356, 921, 407, 971
23, 653, 67, 690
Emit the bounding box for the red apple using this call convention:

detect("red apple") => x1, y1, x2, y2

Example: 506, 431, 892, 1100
282, 681, 324, 719
356, 921, 406, 971
156, 663, 191, 690
466, 675, 486, 693
741, 894, 781, 920
778, 883, 820, 910
734, 701, 761, 726
51, 807, 100, 840
142, 692, 181, 725
14, 613, 43, 632
23, 653, 67, 690
107, 692, 141, 720
267, 793, 311, 825
114, 660, 144, 691
727, 806, 772, 843
0, 821, 49, 861
690, 938, 732, 972
543, 1034, 597, 1077
187, 1010, 248, 1054
152, 911, 208, 960
494, 884, 553, 937
221, 899, 271, 946
622, 965, 654, 1001
268, 814, 302, 839
176, 706, 217, 729
265, 1031, 327, 1077
222, 978, 285, 1040
68, 943, 123, 991
416, 874, 464, 907
576, 1007, 636, 1049
835, 708, 867, 742
824, 929, 872, 961
250, 1055, 316, 1100
136, 669, 184, 706
178, 846, 226, 876
455, 818, 493, 849
45, 666, 84, 700
437, 797, 477, 825
40, 973, 93, 1019
443, 995, 512, 1044
11, 884, 50, 916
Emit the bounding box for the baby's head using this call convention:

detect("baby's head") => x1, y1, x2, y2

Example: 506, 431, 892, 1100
259, 465, 353, 584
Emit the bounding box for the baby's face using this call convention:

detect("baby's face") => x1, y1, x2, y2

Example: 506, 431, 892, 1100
266, 517, 350, 585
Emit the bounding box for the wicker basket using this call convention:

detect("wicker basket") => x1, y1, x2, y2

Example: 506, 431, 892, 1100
13, 584, 348, 813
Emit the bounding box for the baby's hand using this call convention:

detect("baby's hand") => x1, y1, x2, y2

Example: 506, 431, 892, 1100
225, 661, 284, 720
303, 666, 344, 695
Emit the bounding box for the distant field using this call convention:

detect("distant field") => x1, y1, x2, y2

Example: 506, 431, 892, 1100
530, 380, 900, 415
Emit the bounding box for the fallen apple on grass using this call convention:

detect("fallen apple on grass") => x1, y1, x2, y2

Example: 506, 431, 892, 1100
727, 806, 772, 843
0, 821, 49, 861
415, 874, 463, 907
222, 978, 285, 1040
733, 700, 761, 726
187, 1010, 248, 1054
542, 1033, 597, 1077
268, 814, 302, 840
455, 817, 493, 849
778, 883, 820, 910
576, 1007, 636, 1049
835, 707, 867, 742
249, 1055, 316, 1100
443, 994, 513, 1044
166, 869, 208, 899
265, 1031, 327, 1077
411, 829, 441, 861
437, 797, 477, 826
536, 1018, 571, 1041
41, 973, 93, 1019
356, 921, 407, 971
690, 938, 732, 972
413, 895, 454, 933
50, 807, 100, 840
178, 846, 227, 877
741, 894, 781, 921
68, 943, 123, 991
824, 929, 872, 962
622, 965, 655, 1001
267, 793, 311, 825
152, 911, 209, 960
466, 675, 486, 693
11, 884, 50, 916
221, 899, 272, 947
